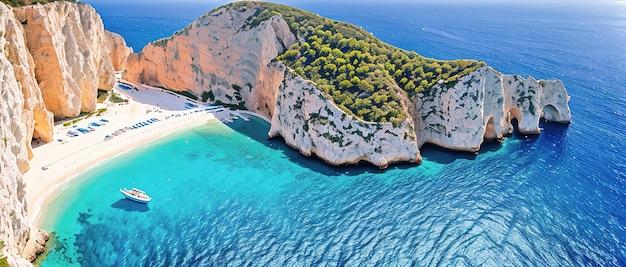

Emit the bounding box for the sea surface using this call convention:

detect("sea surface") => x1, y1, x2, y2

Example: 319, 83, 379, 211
41, 1, 626, 266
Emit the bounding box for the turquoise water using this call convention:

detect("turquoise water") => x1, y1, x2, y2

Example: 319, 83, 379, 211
42, 1, 626, 266
41, 117, 608, 266
40, 118, 445, 265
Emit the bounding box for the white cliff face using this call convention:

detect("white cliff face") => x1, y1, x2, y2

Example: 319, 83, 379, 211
13, 2, 117, 119
269, 71, 421, 168
0, 4, 33, 266
0, 42, 31, 267
126, 6, 296, 118
537, 79, 572, 123
415, 66, 505, 151
502, 74, 572, 133
1, 3, 55, 173
0, 2, 130, 264
415, 66, 572, 151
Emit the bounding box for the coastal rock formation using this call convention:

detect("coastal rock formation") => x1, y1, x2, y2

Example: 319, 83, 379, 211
125, 3, 423, 166
20, 229, 48, 263
106, 31, 132, 71
0, 45, 31, 267
0, 2, 132, 265
0, 5, 34, 266
1, 3, 55, 172
269, 71, 421, 167
126, 7, 296, 118
414, 66, 572, 152
0, 4, 37, 266
14, 2, 118, 119
125, 2, 571, 168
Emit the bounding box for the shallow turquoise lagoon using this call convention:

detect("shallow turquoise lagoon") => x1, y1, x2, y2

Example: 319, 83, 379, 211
41, 115, 613, 266
39, 117, 442, 265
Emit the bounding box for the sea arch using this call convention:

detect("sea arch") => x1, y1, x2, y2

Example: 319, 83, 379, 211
541, 104, 562, 122
508, 107, 523, 133
483, 116, 497, 140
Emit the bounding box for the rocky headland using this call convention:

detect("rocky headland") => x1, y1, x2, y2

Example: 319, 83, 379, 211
125, 2, 571, 168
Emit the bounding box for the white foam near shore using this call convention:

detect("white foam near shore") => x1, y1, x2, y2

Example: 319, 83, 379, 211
23, 83, 222, 226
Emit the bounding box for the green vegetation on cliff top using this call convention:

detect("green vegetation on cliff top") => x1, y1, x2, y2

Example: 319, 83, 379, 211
0, 0, 75, 7
226, 2, 485, 125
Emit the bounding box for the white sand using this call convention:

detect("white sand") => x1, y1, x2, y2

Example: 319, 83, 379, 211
23, 83, 231, 226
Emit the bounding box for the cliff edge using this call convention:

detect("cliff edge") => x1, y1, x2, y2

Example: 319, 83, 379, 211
0, 2, 130, 265
415, 66, 571, 152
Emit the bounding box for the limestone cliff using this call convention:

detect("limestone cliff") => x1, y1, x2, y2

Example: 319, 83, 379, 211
1, 3, 54, 173
0, 1, 127, 172
126, 6, 295, 118
125, 2, 571, 168
269, 70, 421, 167
13, 2, 118, 119
106, 31, 132, 71
125, 3, 420, 167
0, 3, 37, 264
0, 2, 131, 265
0, 40, 31, 267
415, 66, 572, 152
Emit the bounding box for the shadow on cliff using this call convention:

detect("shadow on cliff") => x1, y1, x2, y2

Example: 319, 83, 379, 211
110, 199, 150, 212
226, 115, 569, 172
421, 119, 571, 165
536, 120, 571, 154
419, 143, 479, 165
226, 117, 416, 176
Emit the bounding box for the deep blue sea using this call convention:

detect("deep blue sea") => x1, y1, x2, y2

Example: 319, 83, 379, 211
41, 1, 626, 266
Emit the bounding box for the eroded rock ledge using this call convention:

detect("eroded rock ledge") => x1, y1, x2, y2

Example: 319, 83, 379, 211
415, 66, 571, 152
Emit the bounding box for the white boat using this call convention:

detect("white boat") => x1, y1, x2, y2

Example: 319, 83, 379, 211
239, 114, 250, 122
120, 187, 152, 203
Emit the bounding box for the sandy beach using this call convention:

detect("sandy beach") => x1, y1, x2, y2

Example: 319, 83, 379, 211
23, 82, 235, 227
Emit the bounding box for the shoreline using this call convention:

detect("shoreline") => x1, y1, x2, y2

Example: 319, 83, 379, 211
23, 85, 227, 228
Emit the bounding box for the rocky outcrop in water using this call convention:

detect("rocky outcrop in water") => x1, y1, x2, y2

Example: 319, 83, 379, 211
125, 3, 571, 168
0, 2, 131, 265
415, 66, 572, 152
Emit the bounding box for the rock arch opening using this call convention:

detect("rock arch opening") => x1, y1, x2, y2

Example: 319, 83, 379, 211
483, 117, 497, 140
541, 104, 560, 122
508, 107, 523, 134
